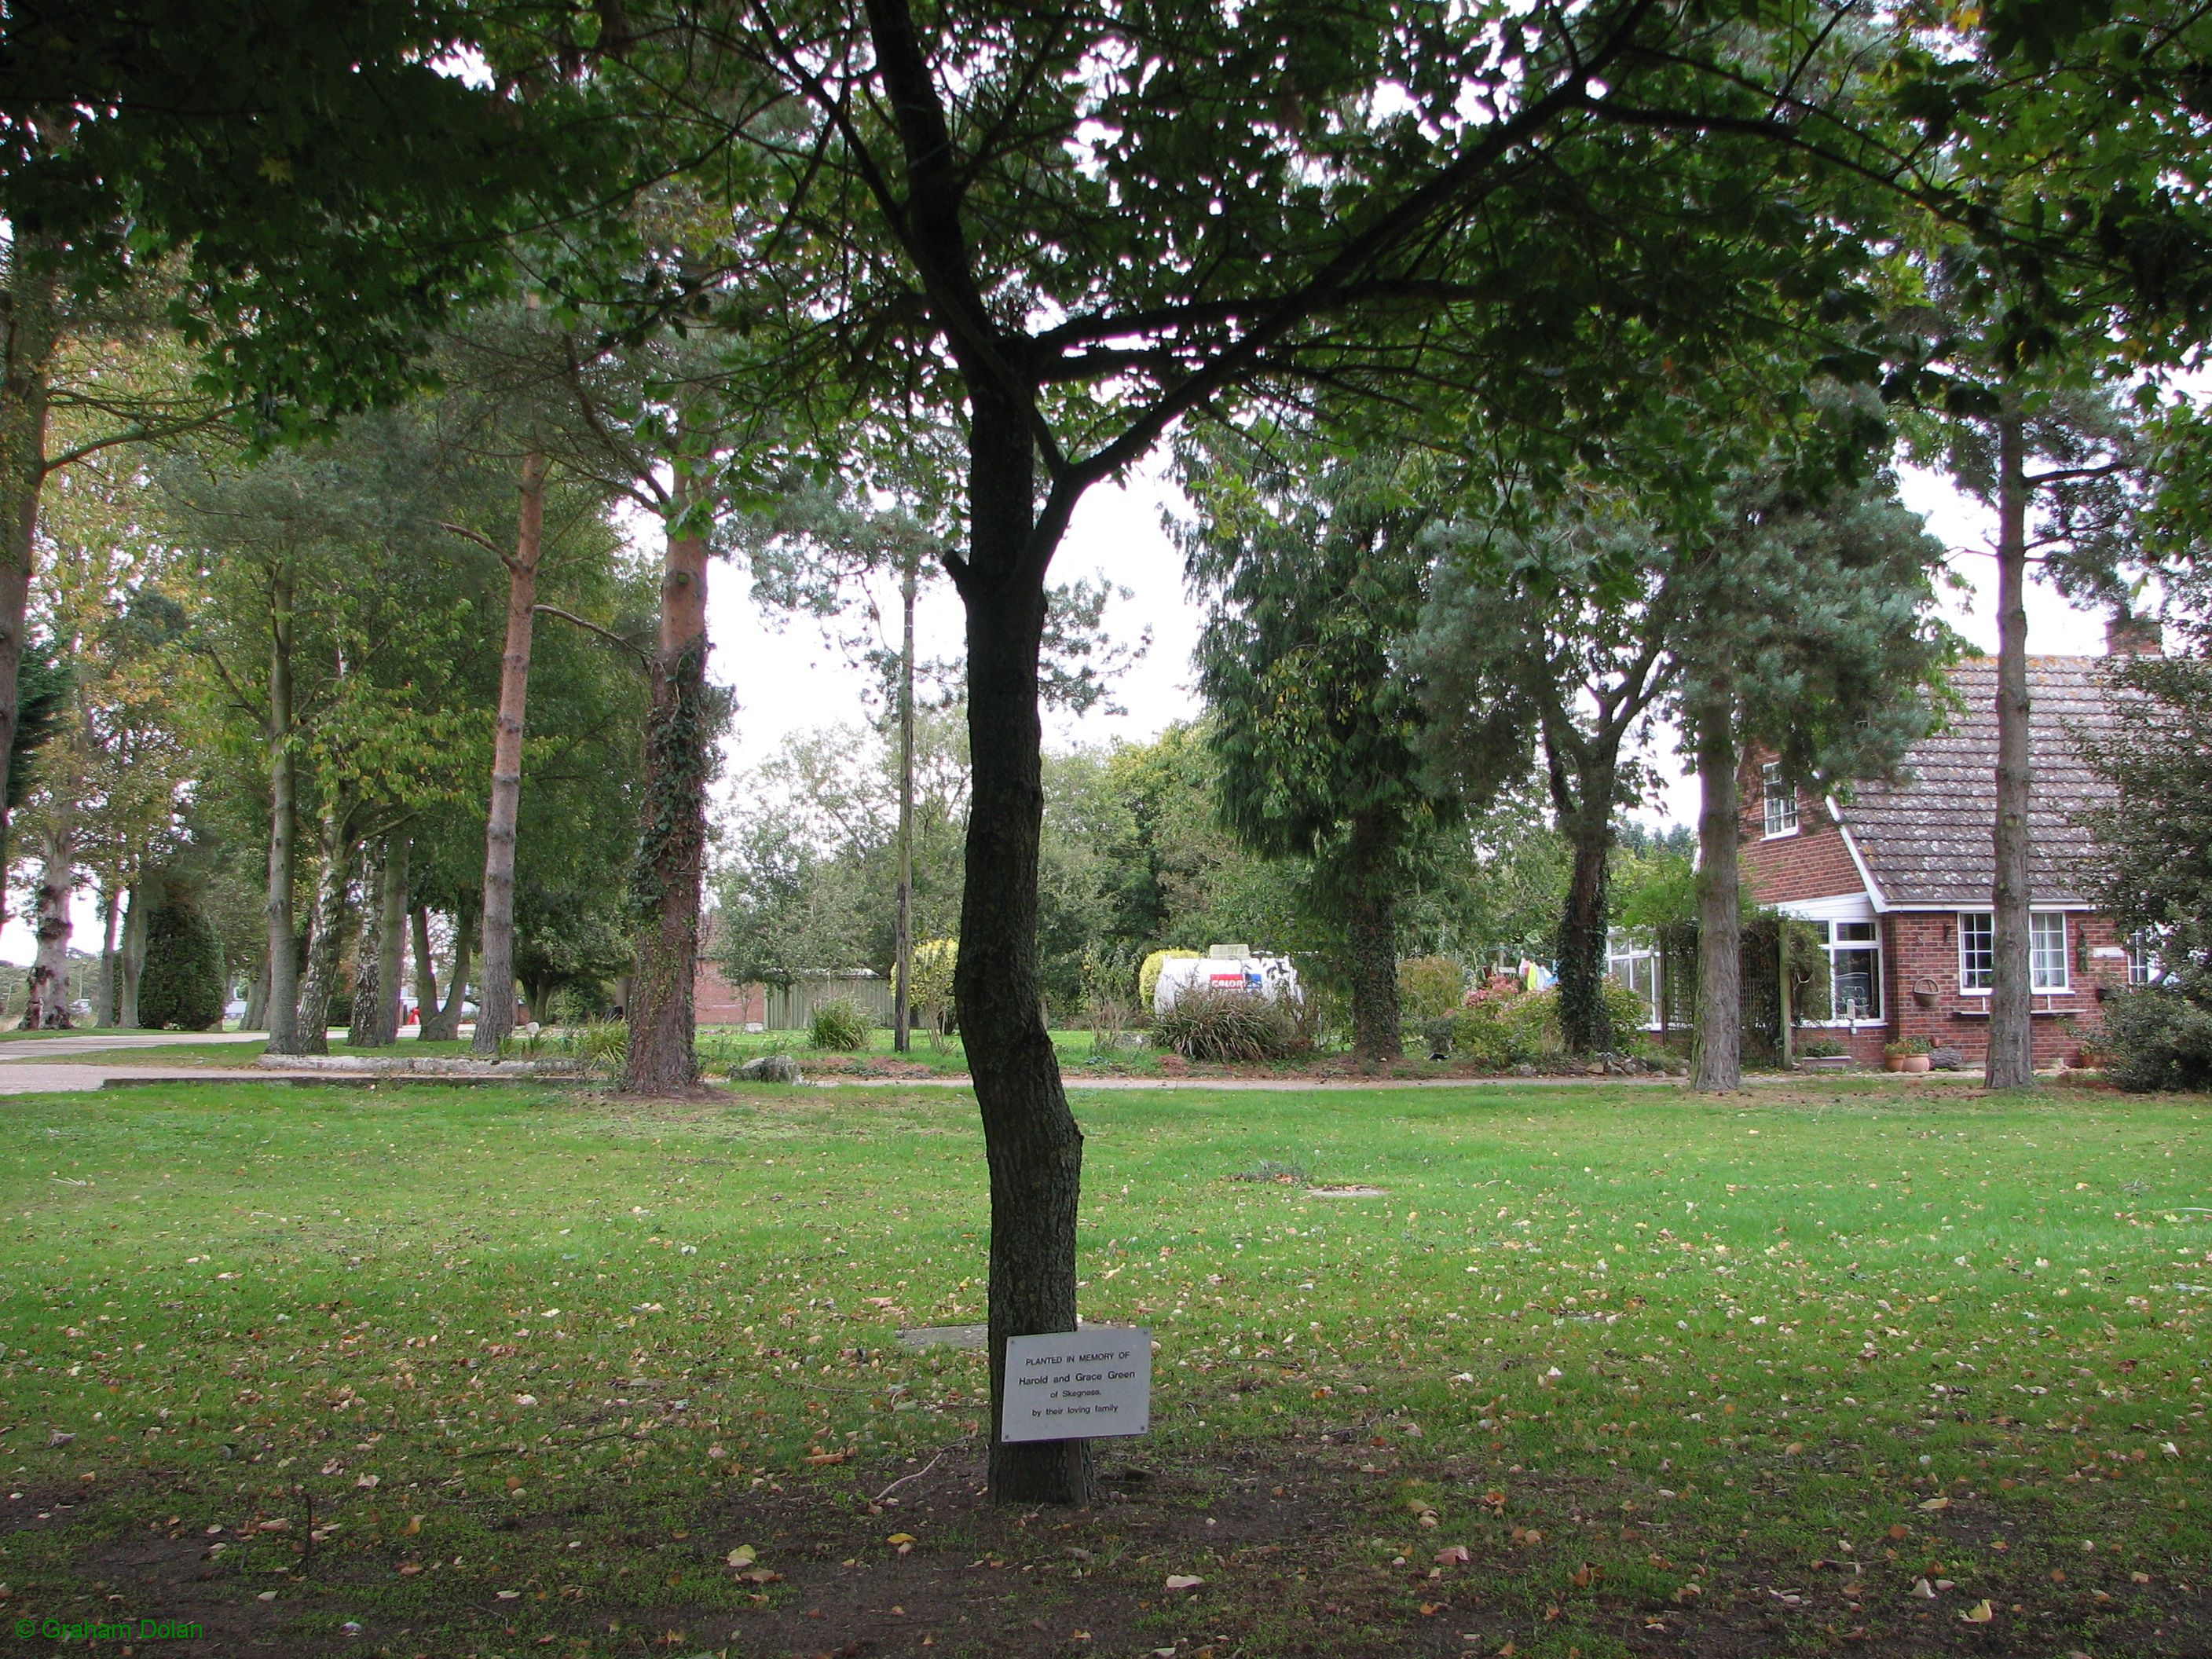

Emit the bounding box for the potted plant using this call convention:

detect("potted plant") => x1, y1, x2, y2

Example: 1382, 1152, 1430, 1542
1883, 1037, 1932, 1073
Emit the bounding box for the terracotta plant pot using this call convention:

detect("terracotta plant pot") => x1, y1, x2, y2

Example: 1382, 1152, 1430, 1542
1884, 1054, 1907, 1071
1903, 1054, 1931, 1073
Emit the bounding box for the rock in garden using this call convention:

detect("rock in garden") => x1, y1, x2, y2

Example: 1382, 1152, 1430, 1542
736, 1054, 803, 1083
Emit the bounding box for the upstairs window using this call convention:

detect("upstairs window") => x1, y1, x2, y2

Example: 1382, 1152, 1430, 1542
1958, 910, 1994, 992
1762, 763, 1798, 838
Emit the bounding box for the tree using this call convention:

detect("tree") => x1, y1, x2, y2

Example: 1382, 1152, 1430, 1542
1181, 434, 1464, 1060
1418, 494, 1676, 1054
1672, 449, 1954, 1090
2078, 651, 2212, 1090
137, 896, 225, 1031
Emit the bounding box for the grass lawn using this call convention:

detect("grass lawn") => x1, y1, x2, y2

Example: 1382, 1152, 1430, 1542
2, 1077, 2207, 1658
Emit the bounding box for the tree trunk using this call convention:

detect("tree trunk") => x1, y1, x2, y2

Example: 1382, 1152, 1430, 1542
347, 839, 386, 1046
1342, 809, 1402, 1062
1986, 408, 2036, 1090
20, 823, 75, 1028
621, 452, 712, 1092
954, 390, 1093, 1507
1692, 701, 1742, 1093
411, 911, 440, 1039
96, 883, 120, 1027
262, 567, 306, 1053
471, 449, 548, 1055
294, 811, 352, 1055
240, 954, 269, 1033
436, 897, 475, 1039
119, 881, 149, 1029
350, 836, 407, 1046
0, 238, 60, 917
893, 553, 917, 1053
1555, 797, 1615, 1054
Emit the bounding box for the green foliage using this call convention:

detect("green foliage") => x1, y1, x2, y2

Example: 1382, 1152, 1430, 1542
137, 901, 224, 1031
1447, 981, 1651, 1068
2078, 656, 2212, 1094
896, 939, 959, 1040
2100, 990, 2212, 1094
1396, 955, 1467, 1024
1152, 988, 1299, 1064
808, 998, 870, 1052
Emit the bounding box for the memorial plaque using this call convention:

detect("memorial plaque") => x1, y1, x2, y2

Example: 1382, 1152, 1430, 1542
1000, 1327, 1152, 1441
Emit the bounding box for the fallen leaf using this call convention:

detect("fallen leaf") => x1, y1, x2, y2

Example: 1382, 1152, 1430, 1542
1960, 1599, 1994, 1624
1434, 1545, 1470, 1566
496, 1590, 521, 1601
354, 1474, 379, 1489
1912, 1578, 1936, 1599
1165, 1574, 1204, 1591
727, 1545, 757, 1567
1917, 1496, 1951, 1512
888, 1533, 917, 1546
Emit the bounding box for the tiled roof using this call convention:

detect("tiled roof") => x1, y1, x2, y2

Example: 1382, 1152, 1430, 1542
1837, 656, 2122, 908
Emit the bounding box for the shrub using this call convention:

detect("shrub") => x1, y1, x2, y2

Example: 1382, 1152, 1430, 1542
808, 998, 870, 1052
548, 983, 612, 1025
1154, 987, 1297, 1063
2101, 987, 2212, 1093
896, 939, 959, 1038
1881, 1035, 1932, 1058
137, 902, 225, 1031
1447, 1000, 1540, 1070
1137, 948, 1201, 1012
1798, 1037, 1848, 1059
1397, 955, 1467, 1024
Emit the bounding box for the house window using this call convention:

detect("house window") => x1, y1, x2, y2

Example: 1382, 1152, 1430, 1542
1822, 920, 1881, 1020
2031, 911, 2069, 991
2128, 929, 2163, 987
1958, 911, 1994, 993
1957, 910, 2070, 993
1762, 764, 1798, 838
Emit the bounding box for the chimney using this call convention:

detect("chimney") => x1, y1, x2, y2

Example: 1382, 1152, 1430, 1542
2106, 610, 2163, 657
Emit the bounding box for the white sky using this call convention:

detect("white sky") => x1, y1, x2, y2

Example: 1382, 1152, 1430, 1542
0, 458, 2119, 965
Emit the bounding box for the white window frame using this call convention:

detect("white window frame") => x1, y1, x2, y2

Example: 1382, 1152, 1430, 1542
1958, 910, 1994, 994
2127, 929, 2163, 987
1957, 909, 2071, 994
2031, 911, 2069, 991
1761, 763, 1799, 839
1807, 918, 1882, 1024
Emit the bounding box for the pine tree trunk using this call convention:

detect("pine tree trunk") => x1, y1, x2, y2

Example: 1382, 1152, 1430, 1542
472, 449, 548, 1055
955, 389, 1093, 1508
96, 884, 120, 1027
1692, 701, 1743, 1093
119, 882, 149, 1029
621, 456, 711, 1093
262, 568, 306, 1053
294, 811, 351, 1055
1343, 809, 1402, 1061
1555, 797, 1615, 1054
0, 238, 60, 917
20, 823, 75, 1028
348, 840, 386, 1046
1986, 408, 2037, 1090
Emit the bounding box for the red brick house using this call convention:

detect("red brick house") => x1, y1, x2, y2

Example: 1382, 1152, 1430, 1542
1740, 646, 2154, 1068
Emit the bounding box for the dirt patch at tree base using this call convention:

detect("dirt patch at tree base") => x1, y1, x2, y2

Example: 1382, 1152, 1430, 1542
16, 1436, 2203, 1658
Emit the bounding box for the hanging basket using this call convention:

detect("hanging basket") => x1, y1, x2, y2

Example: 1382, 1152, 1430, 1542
1911, 975, 1941, 1009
